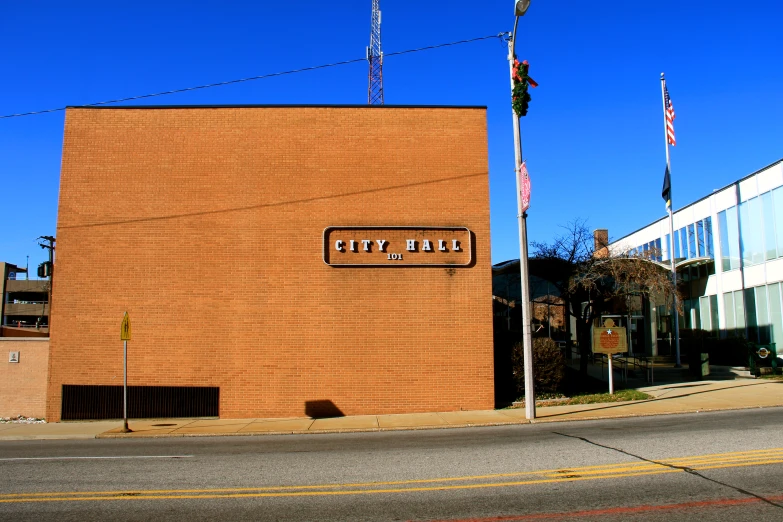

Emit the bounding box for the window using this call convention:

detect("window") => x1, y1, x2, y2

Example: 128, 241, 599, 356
745, 285, 774, 344
723, 290, 745, 335
739, 197, 764, 266
762, 191, 777, 260
768, 283, 783, 347
774, 186, 783, 259
718, 208, 740, 271
710, 294, 719, 332
724, 292, 735, 330
734, 290, 746, 330
655, 238, 662, 262
699, 295, 717, 331
705, 217, 714, 258
663, 234, 670, 261
756, 285, 770, 344
745, 287, 758, 342
681, 228, 689, 259
673, 230, 681, 259
688, 224, 696, 258
685, 299, 700, 329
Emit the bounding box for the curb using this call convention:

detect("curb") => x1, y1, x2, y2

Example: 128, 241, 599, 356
94, 403, 783, 440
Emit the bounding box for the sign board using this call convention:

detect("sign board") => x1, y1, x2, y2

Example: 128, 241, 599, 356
323, 226, 473, 267
8, 351, 19, 363
120, 312, 131, 341
592, 327, 627, 354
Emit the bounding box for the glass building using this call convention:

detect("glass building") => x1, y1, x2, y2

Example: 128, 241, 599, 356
608, 159, 783, 356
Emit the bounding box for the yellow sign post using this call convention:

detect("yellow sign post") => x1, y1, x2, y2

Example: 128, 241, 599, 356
591, 319, 627, 394
120, 312, 132, 433
121, 312, 131, 341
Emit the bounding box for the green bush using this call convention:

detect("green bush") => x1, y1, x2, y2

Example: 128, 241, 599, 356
511, 337, 565, 394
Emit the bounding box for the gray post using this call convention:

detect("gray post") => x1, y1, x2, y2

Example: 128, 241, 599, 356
508, 18, 535, 420
122, 339, 129, 432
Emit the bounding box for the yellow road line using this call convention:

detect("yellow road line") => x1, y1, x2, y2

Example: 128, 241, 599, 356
1, 449, 781, 504
0, 469, 682, 503
4, 447, 777, 499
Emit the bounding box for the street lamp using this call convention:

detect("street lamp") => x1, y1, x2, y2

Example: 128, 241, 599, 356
508, 0, 535, 420
515, 0, 530, 16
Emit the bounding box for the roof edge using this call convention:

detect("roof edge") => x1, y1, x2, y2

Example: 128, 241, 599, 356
65, 104, 488, 110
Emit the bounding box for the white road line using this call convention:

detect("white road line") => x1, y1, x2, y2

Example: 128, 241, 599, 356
0, 455, 193, 461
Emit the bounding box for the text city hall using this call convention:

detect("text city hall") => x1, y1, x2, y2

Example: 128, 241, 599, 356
334, 238, 462, 260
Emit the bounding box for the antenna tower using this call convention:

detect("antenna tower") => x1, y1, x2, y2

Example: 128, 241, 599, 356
367, 0, 384, 104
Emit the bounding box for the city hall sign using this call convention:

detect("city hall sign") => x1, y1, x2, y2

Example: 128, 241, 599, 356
323, 226, 473, 267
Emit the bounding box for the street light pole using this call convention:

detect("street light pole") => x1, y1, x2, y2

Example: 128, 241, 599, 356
508, 0, 535, 420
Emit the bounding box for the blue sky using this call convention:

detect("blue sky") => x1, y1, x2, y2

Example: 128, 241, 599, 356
1, 0, 781, 273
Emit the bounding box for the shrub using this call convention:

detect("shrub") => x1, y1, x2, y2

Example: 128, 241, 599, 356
511, 337, 565, 394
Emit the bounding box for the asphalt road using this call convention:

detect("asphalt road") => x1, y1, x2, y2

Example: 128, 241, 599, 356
1, 408, 782, 521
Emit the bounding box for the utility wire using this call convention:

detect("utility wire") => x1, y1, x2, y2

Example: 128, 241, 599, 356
0, 33, 507, 120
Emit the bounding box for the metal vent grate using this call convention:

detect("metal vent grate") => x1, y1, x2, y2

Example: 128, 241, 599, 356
61, 385, 219, 420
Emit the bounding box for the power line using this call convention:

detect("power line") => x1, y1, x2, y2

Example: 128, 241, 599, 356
0, 33, 507, 120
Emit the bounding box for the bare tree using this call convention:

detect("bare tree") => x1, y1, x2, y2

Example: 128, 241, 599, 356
532, 220, 681, 375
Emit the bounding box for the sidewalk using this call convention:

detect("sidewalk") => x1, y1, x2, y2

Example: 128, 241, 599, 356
1, 380, 781, 441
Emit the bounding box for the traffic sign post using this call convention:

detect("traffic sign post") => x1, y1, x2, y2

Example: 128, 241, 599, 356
120, 312, 132, 433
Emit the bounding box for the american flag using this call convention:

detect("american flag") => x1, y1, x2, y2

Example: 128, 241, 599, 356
664, 84, 676, 146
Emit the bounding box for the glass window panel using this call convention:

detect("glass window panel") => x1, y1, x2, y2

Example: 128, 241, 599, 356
745, 288, 757, 342
688, 224, 696, 258
705, 217, 714, 258
699, 296, 711, 331
710, 295, 719, 332
739, 201, 750, 265
727, 208, 740, 269
774, 186, 783, 259
768, 283, 782, 347
719, 211, 730, 270
663, 234, 670, 261
679, 227, 688, 259
762, 191, 777, 260
674, 229, 681, 259
734, 290, 746, 330
697, 221, 705, 257
739, 198, 764, 266
724, 292, 735, 330
655, 238, 662, 262
749, 197, 764, 265
756, 285, 770, 344
739, 201, 751, 266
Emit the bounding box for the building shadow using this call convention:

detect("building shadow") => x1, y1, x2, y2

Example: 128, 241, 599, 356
304, 400, 345, 419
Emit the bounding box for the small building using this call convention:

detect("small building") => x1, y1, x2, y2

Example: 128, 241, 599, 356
1, 263, 49, 337
607, 158, 783, 356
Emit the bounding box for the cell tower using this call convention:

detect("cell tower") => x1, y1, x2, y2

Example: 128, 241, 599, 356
367, 0, 384, 104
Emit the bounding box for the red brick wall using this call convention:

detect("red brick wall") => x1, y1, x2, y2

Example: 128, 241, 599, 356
1, 339, 49, 419
48, 106, 494, 421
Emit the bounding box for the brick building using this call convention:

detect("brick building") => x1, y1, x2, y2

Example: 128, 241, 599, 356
46, 105, 494, 421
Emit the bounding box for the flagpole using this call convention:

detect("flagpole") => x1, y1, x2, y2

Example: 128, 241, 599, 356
661, 72, 681, 367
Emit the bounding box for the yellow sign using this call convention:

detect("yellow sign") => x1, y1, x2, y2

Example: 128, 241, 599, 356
120, 312, 131, 341
592, 326, 627, 354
